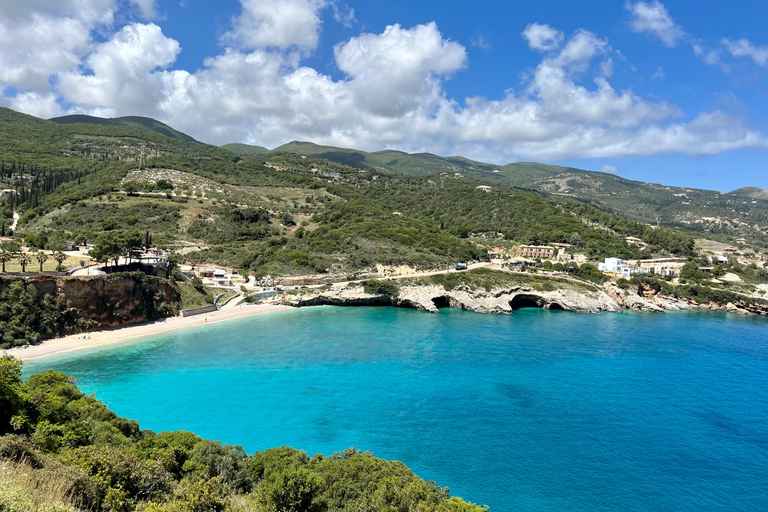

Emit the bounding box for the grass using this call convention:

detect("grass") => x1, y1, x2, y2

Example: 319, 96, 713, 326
176, 281, 218, 309
405, 268, 599, 293
1, 254, 85, 273
0, 458, 79, 512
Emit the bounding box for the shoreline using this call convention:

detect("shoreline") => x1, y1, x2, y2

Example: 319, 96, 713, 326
5, 303, 294, 362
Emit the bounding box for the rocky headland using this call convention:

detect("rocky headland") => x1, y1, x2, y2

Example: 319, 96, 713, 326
277, 272, 767, 316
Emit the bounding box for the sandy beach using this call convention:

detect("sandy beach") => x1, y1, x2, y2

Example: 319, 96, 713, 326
4, 303, 294, 362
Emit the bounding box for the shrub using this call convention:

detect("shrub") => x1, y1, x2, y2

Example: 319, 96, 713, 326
362, 279, 400, 297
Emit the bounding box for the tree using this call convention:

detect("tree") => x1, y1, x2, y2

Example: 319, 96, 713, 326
123, 230, 143, 264
53, 250, 67, 272
17, 252, 31, 272
91, 232, 124, 267
0, 250, 12, 272
34, 251, 48, 272
0, 355, 24, 434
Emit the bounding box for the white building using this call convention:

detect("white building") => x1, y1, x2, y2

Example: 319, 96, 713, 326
599, 258, 650, 279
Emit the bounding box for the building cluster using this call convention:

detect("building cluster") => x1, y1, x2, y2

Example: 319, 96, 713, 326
190, 266, 246, 287
597, 258, 684, 278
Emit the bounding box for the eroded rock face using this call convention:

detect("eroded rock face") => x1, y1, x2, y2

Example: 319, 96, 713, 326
602, 282, 690, 313
281, 282, 622, 315
0, 273, 178, 332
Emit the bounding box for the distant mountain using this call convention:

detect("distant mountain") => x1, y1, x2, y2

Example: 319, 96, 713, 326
268, 140, 768, 244
220, 142, 270, 155
50, 114, 198, 143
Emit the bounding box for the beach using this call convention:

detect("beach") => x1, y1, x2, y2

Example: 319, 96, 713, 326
4, 303, 294, 362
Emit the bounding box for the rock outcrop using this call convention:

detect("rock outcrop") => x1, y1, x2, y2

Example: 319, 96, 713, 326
602, 282, 690, 313
0, 272, 178, 332
280, 282, 623, 315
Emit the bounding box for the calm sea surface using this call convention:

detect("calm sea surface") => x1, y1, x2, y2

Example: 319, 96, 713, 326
23, 307, 768, 512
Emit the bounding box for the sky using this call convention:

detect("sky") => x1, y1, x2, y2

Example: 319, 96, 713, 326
1, 0, 768, 191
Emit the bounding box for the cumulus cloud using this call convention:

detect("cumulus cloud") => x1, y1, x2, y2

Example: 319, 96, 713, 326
625, 0, 685, 47
8, 91, 65, 119
522, 23, 563, 52
334, 23, 466, 117
723, 38, 768, 67
224, 0, 327, 51
0, 0, 116, 90
3, 3, 768, 165
58, 23, 181, 112
600, 164, 619, 174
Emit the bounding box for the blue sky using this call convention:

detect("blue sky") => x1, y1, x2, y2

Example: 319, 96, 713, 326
1, 0, 767, 191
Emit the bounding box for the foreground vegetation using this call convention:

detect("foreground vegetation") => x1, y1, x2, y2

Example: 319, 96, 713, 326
0, 355, 485, 512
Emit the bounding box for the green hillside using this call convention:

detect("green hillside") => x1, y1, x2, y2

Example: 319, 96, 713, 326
51, 114, 198, 142
268, 140, 768, 247
0, 108, 699, 279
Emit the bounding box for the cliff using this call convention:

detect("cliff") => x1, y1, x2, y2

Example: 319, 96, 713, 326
280, 280, 623, 314
0, 272, 179, 333
277, 271, 768, 317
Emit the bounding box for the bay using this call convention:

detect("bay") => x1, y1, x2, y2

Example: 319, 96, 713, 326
23, 306, 768, 512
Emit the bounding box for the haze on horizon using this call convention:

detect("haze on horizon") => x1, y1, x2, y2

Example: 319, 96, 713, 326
1, 0, 767, 191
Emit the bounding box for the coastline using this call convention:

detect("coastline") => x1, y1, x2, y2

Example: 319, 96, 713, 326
4, 303, 294, 362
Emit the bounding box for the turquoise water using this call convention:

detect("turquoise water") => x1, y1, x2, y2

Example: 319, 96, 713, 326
24, 307, 768, 512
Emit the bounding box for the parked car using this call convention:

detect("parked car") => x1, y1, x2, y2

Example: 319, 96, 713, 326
454, 262, 468, 271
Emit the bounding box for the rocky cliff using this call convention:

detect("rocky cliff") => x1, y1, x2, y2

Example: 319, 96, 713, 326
278, 275, 768, 317
280, 281, 623, 315
0, 272, 179, 332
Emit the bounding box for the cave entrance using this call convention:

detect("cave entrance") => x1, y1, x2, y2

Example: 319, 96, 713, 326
547, 302, 565, 311
431, 296, 451, 309
509, 294, 545, 310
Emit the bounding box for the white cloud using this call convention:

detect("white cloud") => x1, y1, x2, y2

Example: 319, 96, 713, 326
8, 91, 64, 119
600, 164, 619, 174
651, 66, 665, 79
0, 0, 116, 90
625, 1, 685, 47
130, 0, 158, 19
329, 0, 355, 28
334, 23, 466, 117
223, 0, 327, 51
471, 35, 491, 51
723, 38, 768, 67
522, 23, 563, 52
3, 5, 767, 166
57, 23, 181, 112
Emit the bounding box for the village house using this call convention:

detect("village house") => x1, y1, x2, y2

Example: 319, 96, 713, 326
0, 189, 15, 198
599, 257, 651, 279
735, 237, 747, 244
519, 245, 556, 259
638, 259, 685, 277
475, 185, 492, 193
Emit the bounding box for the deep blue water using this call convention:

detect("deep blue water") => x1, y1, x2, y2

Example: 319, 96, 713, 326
23, 307, 768, 512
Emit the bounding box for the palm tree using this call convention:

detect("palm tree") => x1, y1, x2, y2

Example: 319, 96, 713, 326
35, 251, 49, 272
18, 252, 31, 272
0, 250, 11, 272
53, 250, 67, 271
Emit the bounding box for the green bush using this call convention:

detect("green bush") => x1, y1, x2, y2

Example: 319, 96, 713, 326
362, 279, 400, 297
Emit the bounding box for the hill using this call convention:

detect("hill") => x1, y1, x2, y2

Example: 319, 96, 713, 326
269, 141, 768, 247
0, 107, 699, 280
51, 114, 198, 142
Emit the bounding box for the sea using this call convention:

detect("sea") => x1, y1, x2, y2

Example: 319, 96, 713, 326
23, 306, 768, 512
